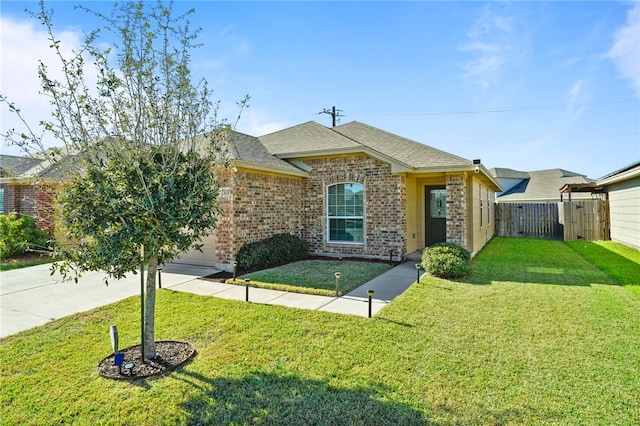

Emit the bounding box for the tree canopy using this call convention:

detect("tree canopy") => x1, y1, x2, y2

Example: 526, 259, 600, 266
2, 0, 248, 359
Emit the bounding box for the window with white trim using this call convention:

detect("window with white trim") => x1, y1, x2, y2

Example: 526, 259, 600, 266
327, 183, 364, 243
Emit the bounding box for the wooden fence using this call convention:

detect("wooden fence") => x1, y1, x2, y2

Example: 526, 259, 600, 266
559, 200, 609, 241
495, 203, 562, 239
495, 201, 609, 241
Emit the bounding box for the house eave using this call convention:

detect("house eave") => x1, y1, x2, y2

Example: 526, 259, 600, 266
231, 159, 309, 178
274, 147, 413, 173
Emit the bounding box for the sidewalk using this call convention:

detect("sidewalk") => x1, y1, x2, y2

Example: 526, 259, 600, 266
165, 261, 419, 318
1, 261, 419, 338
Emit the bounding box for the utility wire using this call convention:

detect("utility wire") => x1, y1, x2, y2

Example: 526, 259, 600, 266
347, 97, 637, 117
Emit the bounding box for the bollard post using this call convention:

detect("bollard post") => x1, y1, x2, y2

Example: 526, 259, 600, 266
367, 290, 374, 318
334, 272, 341, 297
415, 263, 422, 283
233, 261, 238, 281
157, 268, 162, 289
244, 278, 250, 302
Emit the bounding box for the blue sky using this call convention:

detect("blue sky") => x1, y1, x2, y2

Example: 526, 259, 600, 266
1, 1, 638, 179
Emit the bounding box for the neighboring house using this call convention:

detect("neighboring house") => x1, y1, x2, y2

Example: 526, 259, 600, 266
1, 121, 502, 270
0, 154, 58, 235
490, 168, 594, 203
597, 161, 640, 250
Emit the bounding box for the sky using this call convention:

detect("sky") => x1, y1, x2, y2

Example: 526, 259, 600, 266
1, 1, 639, 180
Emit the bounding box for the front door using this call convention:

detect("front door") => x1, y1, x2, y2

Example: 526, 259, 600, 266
425, 186, 447, 246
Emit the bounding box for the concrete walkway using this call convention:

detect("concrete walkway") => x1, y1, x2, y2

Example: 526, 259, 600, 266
1, 261, 419, 338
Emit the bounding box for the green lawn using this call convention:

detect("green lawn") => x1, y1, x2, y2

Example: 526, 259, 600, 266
565, 240, 640, 298
1, 237, 639, 424
230, 259, 392, 296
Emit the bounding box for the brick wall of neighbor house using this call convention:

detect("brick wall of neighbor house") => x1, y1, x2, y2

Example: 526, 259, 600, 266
446, 174, 468, 249
300, 154, 406, 260
214, 170, 305, 264
0, 182, 57, 235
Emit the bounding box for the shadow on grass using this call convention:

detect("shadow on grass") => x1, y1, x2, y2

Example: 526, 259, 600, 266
458, 238, 618, 287
565, 241, 640, 286
175, 370, 427, 425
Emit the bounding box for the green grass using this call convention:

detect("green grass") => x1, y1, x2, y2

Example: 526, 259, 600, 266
1, 237, 639, 425
0, 255, 53, 271
565, 240, 640, 298
229, 259, 393, 296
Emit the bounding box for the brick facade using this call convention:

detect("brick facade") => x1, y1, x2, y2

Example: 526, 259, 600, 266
0, 181, 57, 235
299, 154, 406, 260
445, 174, 468, 248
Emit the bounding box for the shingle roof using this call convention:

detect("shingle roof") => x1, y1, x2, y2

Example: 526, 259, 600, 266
259, 121, 360, 155
333, 121, 471, 169
489, 167, 530, 179
229, 131, 304, 173
497, 168, 594, 201
260, 121, 472, 170
0, 155, 46, 177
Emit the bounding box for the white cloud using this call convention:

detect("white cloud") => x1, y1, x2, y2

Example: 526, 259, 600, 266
608, 3, 640, 97
566, 80, 586, 118
0, 16, 84, 155
459, 4, 528, 89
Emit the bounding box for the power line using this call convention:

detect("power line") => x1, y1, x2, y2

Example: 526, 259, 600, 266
347, 97, 637, 117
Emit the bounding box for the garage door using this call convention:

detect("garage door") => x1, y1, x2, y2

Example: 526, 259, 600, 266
174, 232, 218, 266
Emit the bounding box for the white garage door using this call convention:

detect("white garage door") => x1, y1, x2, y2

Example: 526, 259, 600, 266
174, 232, 218, 266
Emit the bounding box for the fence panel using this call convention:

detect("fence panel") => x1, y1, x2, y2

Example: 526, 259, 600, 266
561, 200, 609, 241
495, 203, 562, 239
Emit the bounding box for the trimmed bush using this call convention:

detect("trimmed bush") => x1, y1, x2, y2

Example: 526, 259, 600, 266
0, 214, 51, 259
236, 233, 308, 273
421, 243, 471, 279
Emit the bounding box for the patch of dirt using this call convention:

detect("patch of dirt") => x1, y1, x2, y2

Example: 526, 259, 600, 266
98, 340, 195, 380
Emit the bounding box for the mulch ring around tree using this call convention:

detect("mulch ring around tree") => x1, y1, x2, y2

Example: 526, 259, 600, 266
98, 341, 195, 380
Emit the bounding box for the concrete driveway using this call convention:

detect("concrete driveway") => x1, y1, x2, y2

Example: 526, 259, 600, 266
0, 263, 218, 338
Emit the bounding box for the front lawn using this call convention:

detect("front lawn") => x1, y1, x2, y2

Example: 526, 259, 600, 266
230, 259, 393, 296
1, 237, 639, 424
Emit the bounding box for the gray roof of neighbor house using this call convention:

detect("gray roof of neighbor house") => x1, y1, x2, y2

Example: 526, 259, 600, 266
489, 167, 530, 180
259, 120, 473, 170
495, 168, 594, 202
0, 155, 47, 177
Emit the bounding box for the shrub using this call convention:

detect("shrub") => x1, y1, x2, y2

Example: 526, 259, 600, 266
236, 233, 308, 273
421, 243, 471, 279
0, 214, 51, 259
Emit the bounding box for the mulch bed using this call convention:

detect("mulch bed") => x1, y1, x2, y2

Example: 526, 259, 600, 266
98, 341, 195, 380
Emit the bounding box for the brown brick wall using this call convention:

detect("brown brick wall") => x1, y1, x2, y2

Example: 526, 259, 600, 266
0, 182, 56, 235
213, 169, 305, 264
299, 155, 406, 260
446, 174, 468, 249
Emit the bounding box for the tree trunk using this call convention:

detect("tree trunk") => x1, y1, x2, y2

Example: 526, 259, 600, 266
143, 256, 158, 359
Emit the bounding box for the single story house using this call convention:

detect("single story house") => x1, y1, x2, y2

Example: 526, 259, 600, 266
490, 167, 594, 203
596, 161, 640, 250
2, 121, 502, 270
179, 121, 501, 270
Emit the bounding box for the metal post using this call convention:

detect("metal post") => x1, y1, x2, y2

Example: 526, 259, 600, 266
367, 290, 374, 318
415, 263, 421, 283
233, 261, 238, 281
157, 268, 162, 289
244, 278, 250, 302
140, 245, 145, 362
334, 272, 341, 297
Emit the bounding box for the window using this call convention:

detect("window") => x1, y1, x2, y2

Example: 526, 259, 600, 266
479, 184, 484, 227
0, 188, 4, 213
327, 183, 364, 243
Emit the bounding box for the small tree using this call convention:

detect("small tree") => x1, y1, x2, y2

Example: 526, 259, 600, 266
2, 1, 247, 359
